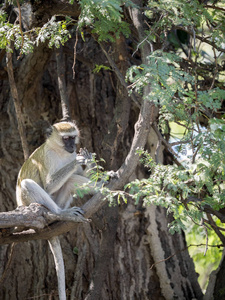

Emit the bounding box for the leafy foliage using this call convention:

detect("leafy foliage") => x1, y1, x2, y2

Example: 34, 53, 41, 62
93, 64, 111, 73
77, 0, 131, 41
0, 11, 72, 53
36, 17, 72, 48
125, 140, 225, 234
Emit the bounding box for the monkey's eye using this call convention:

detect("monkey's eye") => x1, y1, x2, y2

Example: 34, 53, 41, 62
62, 136, 76, 141
62, 136, 70, 141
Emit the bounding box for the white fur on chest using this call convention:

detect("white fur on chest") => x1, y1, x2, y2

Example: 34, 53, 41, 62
45, 147, 77, 174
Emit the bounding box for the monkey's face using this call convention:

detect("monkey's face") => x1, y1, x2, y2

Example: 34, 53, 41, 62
62, 135, 76, 153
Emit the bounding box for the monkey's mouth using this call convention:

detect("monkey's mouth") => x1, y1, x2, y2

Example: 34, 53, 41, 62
65, 147, 75, 153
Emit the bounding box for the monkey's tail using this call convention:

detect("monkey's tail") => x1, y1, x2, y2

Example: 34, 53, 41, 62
48, 236, 66, 300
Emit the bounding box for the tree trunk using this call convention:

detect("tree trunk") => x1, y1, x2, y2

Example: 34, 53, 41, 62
0, 32, 203, 300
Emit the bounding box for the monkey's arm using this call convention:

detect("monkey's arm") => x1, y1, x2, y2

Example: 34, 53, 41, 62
45, 160, 78, 195
76, 148, 95, 178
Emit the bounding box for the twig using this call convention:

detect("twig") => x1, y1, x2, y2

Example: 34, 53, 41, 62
205, 5, 225, 12
152, 122, 183, 168
209, 45, 218, 90
72, 27, 79, 79
6, 43, 29, 160
192, 143, 201, 164
131, 15, 164, 57
170, 140, 190, 146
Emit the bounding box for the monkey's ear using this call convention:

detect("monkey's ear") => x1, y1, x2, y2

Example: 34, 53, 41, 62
46, 125, 53, 138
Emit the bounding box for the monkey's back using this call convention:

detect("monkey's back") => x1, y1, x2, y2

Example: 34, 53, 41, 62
16, 143, 47, 206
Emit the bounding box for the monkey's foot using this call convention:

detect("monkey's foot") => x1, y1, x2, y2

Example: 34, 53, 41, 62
61, 206, 89, 223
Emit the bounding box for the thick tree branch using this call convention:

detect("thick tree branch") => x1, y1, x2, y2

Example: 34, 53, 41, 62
0, 203, 89, 245
0, 203, 88, 230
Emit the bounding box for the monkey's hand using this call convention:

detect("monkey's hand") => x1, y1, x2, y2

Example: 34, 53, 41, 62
102, 170, 118, 182
96, 171, 118, 188
61, 206, 89, 223
76, 148, 93, 165
106, 170, 118, 179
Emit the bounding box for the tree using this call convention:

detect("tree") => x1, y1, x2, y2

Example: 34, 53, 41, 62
0, 0, 225, 299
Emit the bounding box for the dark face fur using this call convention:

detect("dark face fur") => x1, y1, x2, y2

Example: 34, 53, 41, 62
62, 135, 76, 153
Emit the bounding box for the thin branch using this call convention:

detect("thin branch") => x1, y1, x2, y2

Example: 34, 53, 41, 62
203, 219, 225, 232
6, 44, 29, 160
203, 205, 225, 223
205, 213, 225, 245
72, 27, 79, 80
132, 15, 164, 57
192, 143, 201, 164
170, 140, 191, 146
152, 122, 183, 168
204, 5, 225, 12
209, 45, 218, 90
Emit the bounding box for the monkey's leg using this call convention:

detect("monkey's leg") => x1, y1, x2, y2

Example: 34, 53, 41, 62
21, 179, 85, 219
54, 174, 95, 209
48, 236, 66, 300
21, 179, 62, 214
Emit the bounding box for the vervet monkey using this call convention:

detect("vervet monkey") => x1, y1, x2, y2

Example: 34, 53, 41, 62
16, 121, 95, 300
